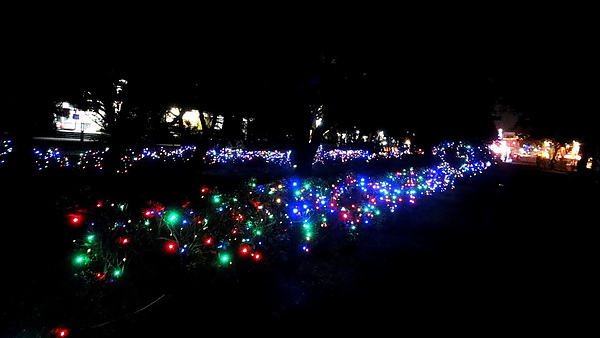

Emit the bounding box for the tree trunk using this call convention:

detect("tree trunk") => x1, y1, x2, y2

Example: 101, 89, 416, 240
292, 127, 324, 177
188, 111, 218, 172
293, 144, 316, 176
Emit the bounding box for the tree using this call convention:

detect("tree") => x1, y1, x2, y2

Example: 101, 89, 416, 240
255, 47, 370, 176
190, 110, 223, 169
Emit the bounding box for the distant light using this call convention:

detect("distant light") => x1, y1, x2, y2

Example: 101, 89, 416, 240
315, 117, 323, 127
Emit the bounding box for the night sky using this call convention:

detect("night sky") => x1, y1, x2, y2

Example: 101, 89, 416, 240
3, 3, 597, 141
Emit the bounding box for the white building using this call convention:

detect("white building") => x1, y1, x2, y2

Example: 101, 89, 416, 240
54, 101, 104, 134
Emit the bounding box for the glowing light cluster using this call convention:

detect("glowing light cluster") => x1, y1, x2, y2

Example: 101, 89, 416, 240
204, 148, 293, 166
117, 146, 197, 173
0, 145, 196, 171
77, 148, 109, 170
0, 139, 12, 164
311, 146, 411, 166
78, 146, 196, 172
2, 141, 416, 172
33, 147, 71, 170
312, 146, 375, 165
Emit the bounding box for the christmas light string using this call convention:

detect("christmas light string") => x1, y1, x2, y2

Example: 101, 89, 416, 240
33, 147, 72, 170
0, 142, 415, 172
312, 146, 377, 165
204, 148, 293, 167
0, 139, 12, 164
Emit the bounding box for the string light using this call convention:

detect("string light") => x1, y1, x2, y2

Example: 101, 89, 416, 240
51, 327, 70, 337
2, 141, 467, 172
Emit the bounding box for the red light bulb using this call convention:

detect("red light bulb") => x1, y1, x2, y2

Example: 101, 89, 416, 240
67, 214, 83, 227
164, 241, 178, 254
117, 237, 130, 245
239, 245, 251, 255
52, 327, 70, 337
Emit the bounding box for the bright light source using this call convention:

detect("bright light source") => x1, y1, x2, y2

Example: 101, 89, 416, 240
315, 117, 322, 127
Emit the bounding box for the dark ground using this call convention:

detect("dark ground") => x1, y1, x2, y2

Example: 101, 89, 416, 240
1, 162, 598, 337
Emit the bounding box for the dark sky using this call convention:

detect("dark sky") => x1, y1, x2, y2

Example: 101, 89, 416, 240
4, 3, 597, 140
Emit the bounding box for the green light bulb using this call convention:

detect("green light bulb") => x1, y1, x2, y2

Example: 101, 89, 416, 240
219, 253, 231, 264
74, 254, 87, 265
165, 211, 179, 225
